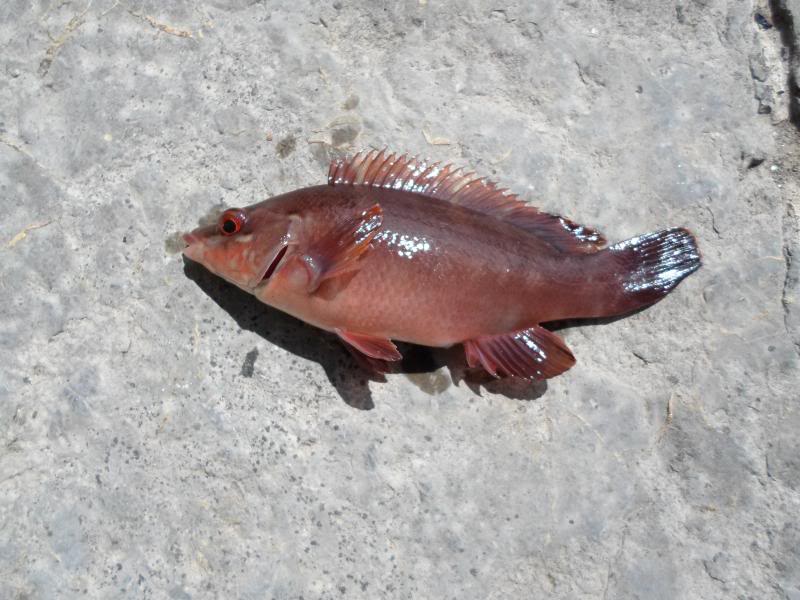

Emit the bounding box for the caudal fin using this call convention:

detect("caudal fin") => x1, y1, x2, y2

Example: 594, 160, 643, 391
590, 228, 701, 317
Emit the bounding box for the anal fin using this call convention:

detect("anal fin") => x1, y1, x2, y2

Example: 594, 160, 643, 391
336, 329, 403, 362
464, 326, 575, 380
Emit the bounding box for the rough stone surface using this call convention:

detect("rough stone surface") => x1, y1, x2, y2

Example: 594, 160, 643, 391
1, 1, 798, 598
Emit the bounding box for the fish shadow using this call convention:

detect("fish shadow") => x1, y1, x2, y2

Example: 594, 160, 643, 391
400, 344, 548, 401
183, 257, 548, 409
184, 257, 377, 409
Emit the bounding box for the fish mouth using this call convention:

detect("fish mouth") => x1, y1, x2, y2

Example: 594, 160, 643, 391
260, 245, 289, 282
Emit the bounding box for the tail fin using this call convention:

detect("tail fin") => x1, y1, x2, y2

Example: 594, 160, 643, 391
589, 228, 701, 317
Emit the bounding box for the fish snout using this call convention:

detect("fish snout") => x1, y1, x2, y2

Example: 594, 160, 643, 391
182, 231, 206, 262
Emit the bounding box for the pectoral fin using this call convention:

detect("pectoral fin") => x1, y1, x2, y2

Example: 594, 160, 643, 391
464, 326, 575, 380
301, 204, 383, 293
336, 329, 402, 362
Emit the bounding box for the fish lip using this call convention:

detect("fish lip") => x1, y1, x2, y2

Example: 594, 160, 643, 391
258, 245, 289, 283
182, 232, 197, 248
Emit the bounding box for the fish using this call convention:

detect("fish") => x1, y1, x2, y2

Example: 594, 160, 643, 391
182, 149, 701, 380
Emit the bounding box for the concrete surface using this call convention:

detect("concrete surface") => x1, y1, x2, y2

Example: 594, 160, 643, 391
1, 1, 799, 598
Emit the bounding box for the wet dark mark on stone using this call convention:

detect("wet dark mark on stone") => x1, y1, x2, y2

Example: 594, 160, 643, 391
164, 232, 185, 254
769, 0, 800, 127
755, 12, 773, 30
331, 122, 360, 147
342, 94, 359, 110
276, 135, 296, 158
241, 348, 258, 377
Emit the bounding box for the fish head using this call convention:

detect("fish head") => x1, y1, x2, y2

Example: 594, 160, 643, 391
183, 204, 294, 292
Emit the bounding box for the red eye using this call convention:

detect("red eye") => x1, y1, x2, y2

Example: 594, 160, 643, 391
219, 209, 246, 236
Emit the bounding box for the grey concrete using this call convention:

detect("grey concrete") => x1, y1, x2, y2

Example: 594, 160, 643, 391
1, 1, 798, 598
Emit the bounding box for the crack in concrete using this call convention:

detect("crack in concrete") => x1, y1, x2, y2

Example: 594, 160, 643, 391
126, 9, 194, 39
0, 136, 31, 158
0, 136, 65, 186
601, 526, 628, 600
0, 467, 34, 486
703, 205, 722, 238
39, 3, 92, 76
6, 221, 53, 249
781, 201, 800, 353
769, 0, 800, 127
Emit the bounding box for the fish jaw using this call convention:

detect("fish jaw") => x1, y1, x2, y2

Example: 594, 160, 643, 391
182, 215, 294, 293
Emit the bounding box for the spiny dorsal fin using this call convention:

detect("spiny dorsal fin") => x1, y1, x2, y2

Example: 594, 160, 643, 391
328, 149, 606, 254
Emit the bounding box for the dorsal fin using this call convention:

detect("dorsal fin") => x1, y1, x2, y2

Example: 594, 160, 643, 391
328, 149, 606, 254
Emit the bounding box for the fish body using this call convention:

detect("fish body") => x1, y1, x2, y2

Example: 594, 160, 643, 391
183, 150, 701, 379
255, 185, 577, 344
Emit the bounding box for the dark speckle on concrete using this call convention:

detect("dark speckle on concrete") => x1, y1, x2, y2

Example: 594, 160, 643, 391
276, 135, 297, 158
241, 348, 258, 378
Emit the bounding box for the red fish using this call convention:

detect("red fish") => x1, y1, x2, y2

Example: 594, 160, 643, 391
183, 150, 701, 380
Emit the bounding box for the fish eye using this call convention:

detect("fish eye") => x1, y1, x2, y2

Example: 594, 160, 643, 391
219, 209, 246, 236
